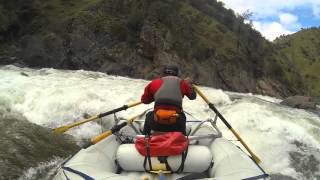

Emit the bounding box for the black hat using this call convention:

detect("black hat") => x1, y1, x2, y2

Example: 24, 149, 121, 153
163, 65, 179, 76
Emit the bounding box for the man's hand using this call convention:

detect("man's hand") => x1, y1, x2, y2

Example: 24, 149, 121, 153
184, 77, 193, 84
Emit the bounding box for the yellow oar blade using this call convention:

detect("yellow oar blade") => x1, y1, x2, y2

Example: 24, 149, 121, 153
230, 128, 261, 164
53, 126, 71, 134
53, 115, 99, 134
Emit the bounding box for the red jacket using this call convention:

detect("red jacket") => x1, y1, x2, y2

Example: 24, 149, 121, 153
141, 76, 196, 111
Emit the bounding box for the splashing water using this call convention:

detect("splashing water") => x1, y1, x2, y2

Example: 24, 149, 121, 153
0, 65, 319, 179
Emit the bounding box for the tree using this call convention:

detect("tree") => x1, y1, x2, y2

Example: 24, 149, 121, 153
240, 9, 253, 27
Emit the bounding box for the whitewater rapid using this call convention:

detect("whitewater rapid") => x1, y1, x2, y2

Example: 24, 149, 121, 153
0, 65, 319, 179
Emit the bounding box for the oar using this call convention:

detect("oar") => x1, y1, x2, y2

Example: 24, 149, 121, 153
83, 110, 148, 148
192, 85, 261, 164
53, 101, 142, 134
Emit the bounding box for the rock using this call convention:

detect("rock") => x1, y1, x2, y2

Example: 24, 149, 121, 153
18, 34, 65, 68
101, 62, 134, 76
20, 72, 29, 77
12, 61, 26, 68
43, 33, 65, 68
256, 79, 283, 98
138, 24, 162, 59
18, 35, 47, 67
0, 56, 19, 65
280, 96, 318, 109
69, 34, 92, 59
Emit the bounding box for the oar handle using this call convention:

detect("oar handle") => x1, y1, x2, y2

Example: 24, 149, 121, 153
128, 101, 143, 108
192, 85, 210, 104
193, 85, 261, 164
98, 101, 142, 118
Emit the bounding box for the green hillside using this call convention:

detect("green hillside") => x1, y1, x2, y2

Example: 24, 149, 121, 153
0, 0, 309, 97
275, 28, 320, 96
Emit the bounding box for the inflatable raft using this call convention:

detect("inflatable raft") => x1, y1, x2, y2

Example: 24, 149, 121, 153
53, 114, 269, 180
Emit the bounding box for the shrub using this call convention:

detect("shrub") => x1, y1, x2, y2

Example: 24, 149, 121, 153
127, 8, 144, 33
147, 1, 176, 26
110, 20, 128, 41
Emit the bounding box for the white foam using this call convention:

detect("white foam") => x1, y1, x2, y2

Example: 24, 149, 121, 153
18, 157, 64, 180
1, 65, 320, 179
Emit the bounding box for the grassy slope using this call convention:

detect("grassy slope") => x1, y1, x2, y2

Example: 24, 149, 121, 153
0, 0, 101, 36
183, 0, 304, 95
276, 28, 320, 96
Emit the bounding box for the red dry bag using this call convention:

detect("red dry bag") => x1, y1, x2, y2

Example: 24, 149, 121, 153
135, 132, 189, 157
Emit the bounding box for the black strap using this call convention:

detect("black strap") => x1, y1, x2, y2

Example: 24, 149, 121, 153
249, 155, 269, 178
61, 155, 76, 180
164, 157, 172, 172
115, 160, 122, 174
242, 174, 269, 180
143, 156, 148, 171
175, 144, 188, 173
176, 171, 209, 180
143, 136, 153, 171
158, 156, 172, 171
176, 134, 189, 173
62, 166, 94, 180
62, 170, 71, 180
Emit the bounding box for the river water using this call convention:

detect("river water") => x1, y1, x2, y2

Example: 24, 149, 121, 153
0, 65, 319, 180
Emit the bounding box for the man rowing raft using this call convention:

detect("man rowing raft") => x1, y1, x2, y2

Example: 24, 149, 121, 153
141, 65, 197, 135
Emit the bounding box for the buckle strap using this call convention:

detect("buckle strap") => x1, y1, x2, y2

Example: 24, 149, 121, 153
241, 173, 269, 180
62, 166, 94, 180
158, 156, 172, 172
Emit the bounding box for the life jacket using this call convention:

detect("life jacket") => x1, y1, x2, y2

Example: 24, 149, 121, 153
154, 76, 182, 125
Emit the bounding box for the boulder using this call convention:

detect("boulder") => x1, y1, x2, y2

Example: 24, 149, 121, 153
280, 96, 318, 109
18, 34, 65, 68
0, 56, 19, 65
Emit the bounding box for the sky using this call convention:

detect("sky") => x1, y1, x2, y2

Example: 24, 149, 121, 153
219, 0, 320, 41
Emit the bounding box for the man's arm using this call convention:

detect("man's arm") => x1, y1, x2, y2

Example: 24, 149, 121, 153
141, 83, 154, 104
181, 80, 196, 100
